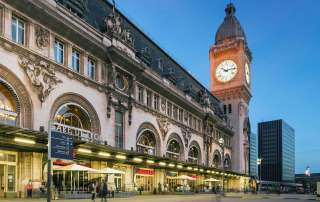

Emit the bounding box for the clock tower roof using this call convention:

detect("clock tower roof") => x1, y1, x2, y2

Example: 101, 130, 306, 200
215, 3, 246, 45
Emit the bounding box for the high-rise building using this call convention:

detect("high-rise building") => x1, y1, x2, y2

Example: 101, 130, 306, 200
258, 120, 295, 182
249, 132, 258, 177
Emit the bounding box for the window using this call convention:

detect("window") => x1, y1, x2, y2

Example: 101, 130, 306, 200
228, 104, 232, 114
197, 120, 202, 132
153, 94, 159, 110
11, 16, 25, 45
146, 90, 152, 107
167, 102, 172, 117
188, 114, 192, 127
138, 86, 144, 103
0, 82, 18, 126
178, 109, 183, 122
166, 139, 180, 160
87, 58, 95, 80
188, 146, 199, 164
54, 40, 64, 64
137, 130, 156, 155
115, 111, 124, 149
173, 106, 178, 120
71, 49, 80, 72
223, 104, 227, 114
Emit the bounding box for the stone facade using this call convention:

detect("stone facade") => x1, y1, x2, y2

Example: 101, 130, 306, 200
0, 0, 250, 196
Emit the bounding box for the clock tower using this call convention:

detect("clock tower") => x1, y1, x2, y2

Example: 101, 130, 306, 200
210, 3, 252, 174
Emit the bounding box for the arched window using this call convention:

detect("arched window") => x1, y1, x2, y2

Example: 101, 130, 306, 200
54, 103, 91, 130
137, 130, 156, 155
213, 151, 221, 168
224, 154, 231, 170
0, 82, 18, 126
166, 139, 181, 160
188, 146, 199, 164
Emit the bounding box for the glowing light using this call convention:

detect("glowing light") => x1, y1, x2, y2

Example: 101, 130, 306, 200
146, 160, 154, 164
98, 152, 111, 157
158, 162, 166, 166
168, 163, 175, 168
78, 148, 92, 154
187, 167, 192, 170
14, 137, 35, 145
115, 154, 126, 160
133, 157, 143, 163
177, 165, 183, 169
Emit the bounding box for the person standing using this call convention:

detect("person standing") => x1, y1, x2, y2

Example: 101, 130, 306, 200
90, 181, 97, 202
26, 180, 33, 198
100, 180, 108, 202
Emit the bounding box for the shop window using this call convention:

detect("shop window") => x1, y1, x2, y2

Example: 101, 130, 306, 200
137, 130, 156, 155
54, 40, 64, 64
188, 146, 199, 164
115, 111, 124, 149
166, 139, 180, 160
71, 49, 80, 73
11, 15, 25, 45
0, 82, 18, 126
87, 58, 95, 80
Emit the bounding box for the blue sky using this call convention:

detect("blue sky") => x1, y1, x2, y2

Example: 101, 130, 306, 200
113, 0, 320, 173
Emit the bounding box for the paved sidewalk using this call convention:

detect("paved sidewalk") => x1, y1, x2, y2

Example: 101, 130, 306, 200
0, 194, 318, 202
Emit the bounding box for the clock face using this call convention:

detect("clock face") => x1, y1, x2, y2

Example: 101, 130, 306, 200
215, 60, 238, 82
245, 63, 250, 84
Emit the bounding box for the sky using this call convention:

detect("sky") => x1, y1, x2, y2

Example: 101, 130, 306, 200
113, 0, 320, 174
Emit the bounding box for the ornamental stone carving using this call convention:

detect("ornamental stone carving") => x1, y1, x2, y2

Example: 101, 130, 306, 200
157, 117, 170, 140
181, 127, 192, 148
35, 25, 49, 49
18, 55, 62, 102
104, 3, 134, 47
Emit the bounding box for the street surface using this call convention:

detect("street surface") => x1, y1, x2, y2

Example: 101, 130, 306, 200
0, 194, 317, 202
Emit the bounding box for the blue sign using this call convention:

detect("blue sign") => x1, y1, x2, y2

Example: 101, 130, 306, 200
51, 131, 73, 160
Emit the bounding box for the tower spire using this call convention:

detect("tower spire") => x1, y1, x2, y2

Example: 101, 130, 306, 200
225, 3, 236, 16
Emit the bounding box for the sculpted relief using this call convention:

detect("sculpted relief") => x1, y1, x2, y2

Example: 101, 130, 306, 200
157, 117, 170, 140
35, 25, 49, 49
18, 55, 62, 102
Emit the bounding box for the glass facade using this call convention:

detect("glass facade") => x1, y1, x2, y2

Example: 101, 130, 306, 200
249, 132, 258, 177
281, 121, 295, 182
258, 120, 295, 182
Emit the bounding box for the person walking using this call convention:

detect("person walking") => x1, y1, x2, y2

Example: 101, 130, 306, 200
100, 180, 108, 202
90, 181, 97, 202
26, 180, 33, 198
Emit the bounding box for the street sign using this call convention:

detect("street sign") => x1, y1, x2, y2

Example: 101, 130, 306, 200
51, 130, 73, 160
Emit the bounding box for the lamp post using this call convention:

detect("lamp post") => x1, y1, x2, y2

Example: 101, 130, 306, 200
218, 137, 225, 196
257, 158, 262, 194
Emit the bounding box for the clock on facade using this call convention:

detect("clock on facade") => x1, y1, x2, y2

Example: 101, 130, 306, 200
245, 63, 250, 84
215, 60, 238, 82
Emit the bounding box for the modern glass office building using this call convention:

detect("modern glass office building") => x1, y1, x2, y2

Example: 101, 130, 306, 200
249, 132, 258, 178
258, 120, 295, 182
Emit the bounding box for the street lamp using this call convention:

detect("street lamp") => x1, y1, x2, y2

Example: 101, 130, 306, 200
218, 137, 225, 196
257, 158, 263, 193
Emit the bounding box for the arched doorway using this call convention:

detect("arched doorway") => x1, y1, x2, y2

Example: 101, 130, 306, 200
188, 141, 201, 164
213, 150, 221, 168
0, 80, 19, 126
137, 129, 157, 156
166, 133, 184, 161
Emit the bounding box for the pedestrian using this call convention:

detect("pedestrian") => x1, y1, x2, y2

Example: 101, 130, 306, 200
90, 181, 97, 202
26, 180, 33, 198
100, 180, 108, 202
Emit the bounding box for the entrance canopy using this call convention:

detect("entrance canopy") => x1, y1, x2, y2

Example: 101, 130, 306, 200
93, 167, 125, 174
173, 175, 196, 181
53, 163, 99, 172
204, 178, 220, 182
